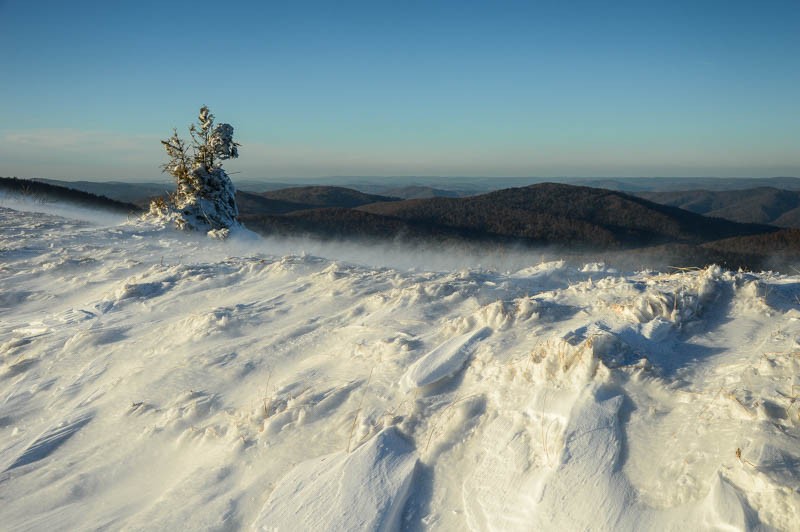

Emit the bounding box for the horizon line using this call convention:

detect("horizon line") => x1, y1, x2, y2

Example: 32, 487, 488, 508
14, 175, 800, 182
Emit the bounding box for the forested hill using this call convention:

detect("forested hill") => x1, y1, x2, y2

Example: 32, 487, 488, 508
357, 183, 774, 247
260, 186, 399, 208
1, 177, 140, 213
7, 177, 799, 270
636, 187, 800, 227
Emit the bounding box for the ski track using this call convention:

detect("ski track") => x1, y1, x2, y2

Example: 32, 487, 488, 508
1, 205, 799, 531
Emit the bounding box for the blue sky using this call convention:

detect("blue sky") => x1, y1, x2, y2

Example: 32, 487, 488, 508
1, 0, 798, 181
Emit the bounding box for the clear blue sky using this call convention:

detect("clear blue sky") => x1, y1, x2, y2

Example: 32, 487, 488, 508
1, 0, 798, 181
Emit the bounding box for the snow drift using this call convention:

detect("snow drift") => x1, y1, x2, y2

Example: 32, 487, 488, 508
1, 204, 799, 531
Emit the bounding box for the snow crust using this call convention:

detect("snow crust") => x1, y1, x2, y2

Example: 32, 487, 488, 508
1, 204, 799, 531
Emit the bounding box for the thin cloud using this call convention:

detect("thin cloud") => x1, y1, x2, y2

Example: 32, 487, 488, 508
1, 129, 160, 156
0, 129, 165, 179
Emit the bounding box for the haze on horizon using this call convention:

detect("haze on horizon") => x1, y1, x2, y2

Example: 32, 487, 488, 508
1, 0, 798, 182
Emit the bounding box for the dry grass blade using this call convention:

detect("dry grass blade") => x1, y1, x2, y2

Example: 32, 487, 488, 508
346, 366, 374, 453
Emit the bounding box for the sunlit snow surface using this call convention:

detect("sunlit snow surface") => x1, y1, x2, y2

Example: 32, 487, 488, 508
1, 203, 799, 531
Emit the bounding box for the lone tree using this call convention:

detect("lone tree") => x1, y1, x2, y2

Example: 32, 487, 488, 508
149, 106, 241, 232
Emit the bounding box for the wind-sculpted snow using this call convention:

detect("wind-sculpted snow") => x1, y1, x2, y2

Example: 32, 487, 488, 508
253, 427, 418, 531
402, 327, 492, 390
1, 205, 799, 530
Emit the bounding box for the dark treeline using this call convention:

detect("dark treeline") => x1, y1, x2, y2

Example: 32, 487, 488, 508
0, 177, 141, 213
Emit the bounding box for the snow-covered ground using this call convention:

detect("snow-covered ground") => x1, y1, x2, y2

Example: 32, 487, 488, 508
1, 201, 799, 531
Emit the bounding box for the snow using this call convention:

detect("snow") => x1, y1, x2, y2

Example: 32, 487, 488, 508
144, 165, 240, 232
401, 327, 491, 390
253, 427, 417, 531
1, 202, 799, 531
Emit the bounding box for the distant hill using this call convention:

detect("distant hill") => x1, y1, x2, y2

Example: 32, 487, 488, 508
1, 177, 141, 213
572, 179, 651, 192
382, 186, 463, 199
257, 176, 800, 194
26, 180, 398, 217
8, 177, 798, 270
569, 177, 800, 192
235, 191, 317, 216
35, 179, 173, 205
36, 176, 800, 204
237, 186, 401, 217
240, 183, 798, 270
701, 227, 800, 258
358, 183, 773, 248
636, 187, 800, 227
261, 186, 399, 208
31, 178, 297, 206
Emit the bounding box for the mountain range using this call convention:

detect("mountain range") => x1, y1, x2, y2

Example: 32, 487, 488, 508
4, 176, 799, 271
635, 187, 800, 227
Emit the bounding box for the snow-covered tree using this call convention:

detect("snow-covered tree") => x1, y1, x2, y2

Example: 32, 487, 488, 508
148, 106, 241, 234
